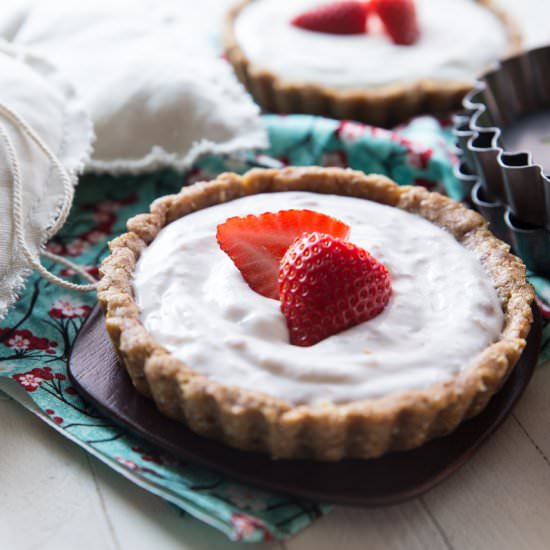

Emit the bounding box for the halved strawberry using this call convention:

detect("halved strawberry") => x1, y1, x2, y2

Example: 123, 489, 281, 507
217, 210, 350, 299
279, 232, 392, 346
291, 1, 370, 35
372, 0, 420, 45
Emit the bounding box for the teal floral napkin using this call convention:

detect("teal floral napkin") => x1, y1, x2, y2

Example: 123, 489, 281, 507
1, 114, 548, 543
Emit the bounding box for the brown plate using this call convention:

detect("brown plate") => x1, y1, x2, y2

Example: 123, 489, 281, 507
68, 304, 542, 507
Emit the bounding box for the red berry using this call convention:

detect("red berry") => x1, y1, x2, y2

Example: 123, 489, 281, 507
217, 210, 350, 299
535, 296, 550, 320
279, 232, 392, 346
291, 1, 369, 35
372, 0, 420, 45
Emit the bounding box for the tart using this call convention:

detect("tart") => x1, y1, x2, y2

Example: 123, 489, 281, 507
225, 0, 521, 127
98, 167, 534, 460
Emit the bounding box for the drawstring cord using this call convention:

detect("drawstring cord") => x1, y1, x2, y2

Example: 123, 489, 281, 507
0, 102, 97, 291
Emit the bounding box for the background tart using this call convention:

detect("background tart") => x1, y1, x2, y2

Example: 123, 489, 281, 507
98, 167, 533, 460
225, 0, 521, 127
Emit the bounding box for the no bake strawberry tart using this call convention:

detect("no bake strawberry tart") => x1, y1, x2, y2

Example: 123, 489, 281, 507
98, 167, 533, 460
225, 0, 521, 126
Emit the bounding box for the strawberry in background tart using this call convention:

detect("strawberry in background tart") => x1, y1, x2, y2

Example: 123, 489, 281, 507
225, 0, 521, 126
98, 167, 533, 460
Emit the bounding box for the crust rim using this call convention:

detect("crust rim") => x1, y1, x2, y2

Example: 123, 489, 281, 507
98, 167, 534, 460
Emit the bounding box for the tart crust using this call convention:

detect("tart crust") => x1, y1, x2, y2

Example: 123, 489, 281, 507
98, 167, 534, 460
224, 0, 522, 127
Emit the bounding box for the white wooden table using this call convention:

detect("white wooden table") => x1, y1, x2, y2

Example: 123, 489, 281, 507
1, 358, 549, 550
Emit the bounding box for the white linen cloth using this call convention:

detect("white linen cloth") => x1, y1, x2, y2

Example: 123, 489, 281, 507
0, 0, 267, 319
0, 43, 94, 320
0, 0, 266, 174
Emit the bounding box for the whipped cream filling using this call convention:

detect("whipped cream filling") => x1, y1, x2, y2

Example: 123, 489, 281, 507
233, 0, 508, 89
134, 192, 504, 406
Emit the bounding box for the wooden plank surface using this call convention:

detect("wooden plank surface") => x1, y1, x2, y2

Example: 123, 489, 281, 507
1, 361, 549, 550
0, 397, 116, 550
87, 457, 283, 550
423, 413, 550, 550
286, 501, 450, 550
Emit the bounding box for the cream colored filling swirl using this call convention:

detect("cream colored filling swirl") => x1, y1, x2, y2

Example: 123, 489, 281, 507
134, 192, 504, 405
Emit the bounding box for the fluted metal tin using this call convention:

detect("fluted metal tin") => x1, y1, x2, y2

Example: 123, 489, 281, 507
471, 181, 511, 244
505, 210, 550, 275
454, 159, 479, 203
455, 45, 550, 277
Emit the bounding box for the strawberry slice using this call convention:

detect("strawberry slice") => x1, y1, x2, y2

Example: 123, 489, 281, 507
217, 210, 350, 300
372, 0, 420, 45
291, 1, 369, 35
279, 232, 392, 346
